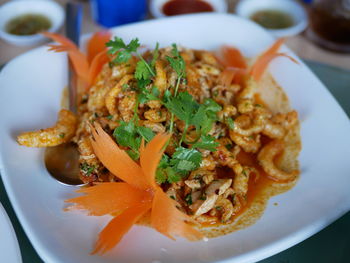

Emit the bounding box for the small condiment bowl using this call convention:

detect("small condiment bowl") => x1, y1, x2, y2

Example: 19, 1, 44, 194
236, 0, 308, 38
0, 0, 64, 46
150, 0, 228, 18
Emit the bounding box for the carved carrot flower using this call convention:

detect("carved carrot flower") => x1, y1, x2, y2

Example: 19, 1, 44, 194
42, 31, 111, 87
65, 123, 204, 254
219, 38, 298, 85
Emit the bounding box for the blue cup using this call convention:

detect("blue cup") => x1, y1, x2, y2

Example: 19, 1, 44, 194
91, 0, 147, 28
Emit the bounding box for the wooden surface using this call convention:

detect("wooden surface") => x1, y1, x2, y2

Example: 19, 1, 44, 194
0, 0, 349, 69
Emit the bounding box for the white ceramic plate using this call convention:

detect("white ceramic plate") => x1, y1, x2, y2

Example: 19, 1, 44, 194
0, 203, 22, 263
0, 14, 350, 263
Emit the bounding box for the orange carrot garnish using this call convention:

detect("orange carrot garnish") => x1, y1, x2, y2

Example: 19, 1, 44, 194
43, 32, 76, 49
140, 133, 171, 189
151, 187, 204, 241
87, 31, 111, 63
89, 123, 149, 190
218, 45, 248, 86
91, 201, 152, 255
66, 122, 203, 254
88, 50, 109, 85
43, 32, 90, 84
65, 182, 152, 216
250, 38, 298, 81
44, 31, 111, 86
220, 45, 247, 69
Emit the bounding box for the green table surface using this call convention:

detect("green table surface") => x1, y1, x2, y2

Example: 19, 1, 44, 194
0, 61, 349, 263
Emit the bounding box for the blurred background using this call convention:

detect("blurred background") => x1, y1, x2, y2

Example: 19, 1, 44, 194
0, 0, 349, 69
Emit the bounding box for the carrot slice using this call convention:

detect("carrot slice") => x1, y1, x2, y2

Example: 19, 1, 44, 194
89, 123, 150, 190
65, 182, 152, 216
219, 67, 237, 87
219, 67, 248, 86
42, 32, 75, 49
262, 38, 285, 57
43, 32, 90, 84
250, 52, 299, 81
88, 50, 109, 85
92, 201, 152, 255
140, 133, 171, 189
87, 31, 111, 63
220, 45, 247, 69
151, 187, 204, 241
249, 38, 298, 81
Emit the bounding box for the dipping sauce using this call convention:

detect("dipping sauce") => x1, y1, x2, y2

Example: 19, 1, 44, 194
6, 14, 51, 36
310, 5, 350, 45
163, 0, 213, 16
250, 9, 294, 29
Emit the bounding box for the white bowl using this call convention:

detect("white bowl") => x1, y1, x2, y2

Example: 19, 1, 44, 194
236, 0, 308, 38
0, 0, 64, 46
150, 0, 227, 18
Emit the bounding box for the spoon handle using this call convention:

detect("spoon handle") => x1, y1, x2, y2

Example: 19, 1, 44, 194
65, 3, 83, 114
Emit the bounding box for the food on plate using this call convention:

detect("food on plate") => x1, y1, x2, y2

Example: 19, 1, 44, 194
17, 31, 301, 254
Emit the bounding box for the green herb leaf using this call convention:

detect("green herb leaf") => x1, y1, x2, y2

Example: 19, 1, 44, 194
150, 42, 159, 68
135, 60, 153, 80
192, 135, 219, 151
126, 149, 140, 160
166, 167, 182, 183
226, 118, 235, 130
136, 126, 155, 142
166, 44, 186, 78
106, 37, 140, 64
176, 159, 197, 171
203, 98, 222, 113
155, 168, 167, 184
113, 121, 138, 149
170, 147, 202, 175
164, 91, 199, 123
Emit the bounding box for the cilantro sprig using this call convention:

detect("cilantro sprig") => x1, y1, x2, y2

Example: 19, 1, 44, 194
164, 92, 222, 145
113, 120, 155, 160
106, 37, 156, 77
155, 146, 202, 184
106, 37, 139, 64
165, 44, 187, 133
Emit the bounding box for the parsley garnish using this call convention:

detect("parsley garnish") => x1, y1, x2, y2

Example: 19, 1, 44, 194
226, 118, 235, 130
106, 37, 140, 64
164, 92, 221, 145
113, 121, 155, 160
166, 44, 186, 82
155, 146, 202, 183
170, 147, 202, 175
106, 37, 156, 78
165, 44, 187, 133
192, 135, 219, 151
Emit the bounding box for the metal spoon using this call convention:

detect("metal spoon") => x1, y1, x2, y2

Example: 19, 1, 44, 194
44, 3, 84, 186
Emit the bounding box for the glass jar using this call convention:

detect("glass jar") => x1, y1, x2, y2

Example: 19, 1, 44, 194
307, 0, 350, 52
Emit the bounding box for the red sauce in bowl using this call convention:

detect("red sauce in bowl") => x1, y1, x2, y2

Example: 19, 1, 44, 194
162, 0, 214, 16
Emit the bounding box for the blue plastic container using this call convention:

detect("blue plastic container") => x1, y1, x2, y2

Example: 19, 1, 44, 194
91, 0, 147, 28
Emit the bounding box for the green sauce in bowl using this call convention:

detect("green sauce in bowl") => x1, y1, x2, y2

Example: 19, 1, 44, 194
6, 14, 51, 36
250, 9, 294, 29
